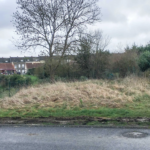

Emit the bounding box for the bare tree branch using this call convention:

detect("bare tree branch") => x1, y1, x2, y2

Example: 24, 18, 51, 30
13, 0, 101, 82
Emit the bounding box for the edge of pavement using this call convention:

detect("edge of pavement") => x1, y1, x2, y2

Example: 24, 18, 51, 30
0, 117, 149, 129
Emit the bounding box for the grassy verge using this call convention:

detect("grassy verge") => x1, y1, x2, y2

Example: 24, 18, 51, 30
0, 105, 150, 118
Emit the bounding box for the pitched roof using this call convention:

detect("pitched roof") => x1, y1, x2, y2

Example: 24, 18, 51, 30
0, 63, 15, 71
26, 63, 43, 69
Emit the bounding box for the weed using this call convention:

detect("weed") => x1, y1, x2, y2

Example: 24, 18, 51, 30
134, 94, 150, 102
79, 99, 84, 108
62, 102, 67, 109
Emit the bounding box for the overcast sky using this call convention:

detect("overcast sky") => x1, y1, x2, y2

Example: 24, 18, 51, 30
0, 0, 150, 57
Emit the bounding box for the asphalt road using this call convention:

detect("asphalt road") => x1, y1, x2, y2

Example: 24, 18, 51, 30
0, 125, 150, 150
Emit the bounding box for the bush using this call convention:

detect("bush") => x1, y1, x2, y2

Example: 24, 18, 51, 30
26, 77, 32, 85
0, 75, 8, 87
27, 68, 35, 75
80, 76, 88, 81
10, 74, 27, 86
34, 66, 46, 79
109, 51, 139, 77
138, 51, 150, 72
0, 74, 34, 88
143, 69, 150, 77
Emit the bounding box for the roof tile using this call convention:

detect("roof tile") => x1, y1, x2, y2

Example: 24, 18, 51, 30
0, 63, 15, 71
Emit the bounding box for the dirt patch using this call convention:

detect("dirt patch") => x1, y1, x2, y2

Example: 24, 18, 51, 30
0, 117, 149, 125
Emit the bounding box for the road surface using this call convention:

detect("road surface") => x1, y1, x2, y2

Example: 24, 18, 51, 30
0, 125, 150, 150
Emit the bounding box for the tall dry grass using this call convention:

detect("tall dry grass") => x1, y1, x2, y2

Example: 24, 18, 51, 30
1, 75, 150, 109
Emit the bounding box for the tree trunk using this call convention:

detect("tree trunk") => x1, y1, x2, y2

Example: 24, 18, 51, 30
50, 70, 55, 83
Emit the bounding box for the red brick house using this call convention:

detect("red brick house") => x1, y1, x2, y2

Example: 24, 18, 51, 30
0, 63, 16, 74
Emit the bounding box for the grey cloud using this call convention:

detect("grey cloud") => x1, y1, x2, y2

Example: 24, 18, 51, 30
0, 0, 17, 28
1, 0, 150, 56
99, 0, 150, 23
96, 0, 150, 51
99, 0, 128, 23
0, 42, 37, 57
101, 8, 127, 23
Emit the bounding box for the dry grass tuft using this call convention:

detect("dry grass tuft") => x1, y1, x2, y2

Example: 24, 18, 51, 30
1, 75, 150, 109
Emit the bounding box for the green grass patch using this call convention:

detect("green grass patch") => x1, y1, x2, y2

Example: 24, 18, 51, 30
126, 93, 150, 112
24, 75, 39, 85
0, 106, 150, 118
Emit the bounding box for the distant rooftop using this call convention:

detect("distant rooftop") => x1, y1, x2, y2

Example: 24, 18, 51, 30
0, 63, 15, 71
0, 56, 46, 63
26, 63, 44, 69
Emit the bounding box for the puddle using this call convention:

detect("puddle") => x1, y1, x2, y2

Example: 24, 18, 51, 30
28, 133, 38, 136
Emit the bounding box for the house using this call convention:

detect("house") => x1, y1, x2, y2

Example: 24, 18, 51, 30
25, 62, 44, 73
0, 55, 75, 74
0, 63, 16, 74
0, 56, 46, 74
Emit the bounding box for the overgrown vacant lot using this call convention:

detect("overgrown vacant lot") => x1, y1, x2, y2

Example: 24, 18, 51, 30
0, 75, 150, 118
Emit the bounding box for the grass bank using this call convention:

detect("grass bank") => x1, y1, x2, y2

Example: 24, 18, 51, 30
0, 75, 150, 119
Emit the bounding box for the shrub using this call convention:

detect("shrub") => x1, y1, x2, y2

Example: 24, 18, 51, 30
10, 74, 25, 86
0, 74, 34, 88
27, 68, 35, 75
34, 66, 45, 79
0, 75, 7, 86
26, 77, 32, 85
138, 51, 150, 72
109, 51, 139, 77
80, 76, 88, 81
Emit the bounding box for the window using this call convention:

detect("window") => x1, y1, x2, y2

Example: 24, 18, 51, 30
21, 60, 23, 62
67, 59, 71, 63
22, 64, 24, 67
5, 60, 8, 62
19, 64, 21, 68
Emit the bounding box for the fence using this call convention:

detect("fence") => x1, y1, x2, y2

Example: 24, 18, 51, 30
0, 79, 31, 98
0, 74, 36, 98
0, 75, 55, 98
0, 69, 148, 99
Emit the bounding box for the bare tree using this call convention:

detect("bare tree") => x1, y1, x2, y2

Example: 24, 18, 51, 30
13, 0, 101, 82
76, 30, 110, 78
90, 30, 110, 78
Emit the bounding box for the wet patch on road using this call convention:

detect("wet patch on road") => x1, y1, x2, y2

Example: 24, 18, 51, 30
122, 131, 148, 138
28, 133, 38, 136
